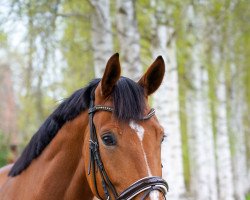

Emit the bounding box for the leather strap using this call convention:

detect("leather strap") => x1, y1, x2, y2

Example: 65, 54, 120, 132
140, 185, 167, 200
89, 105, 155, 121
116, 176, 168, 200
88, 91, 118, 200
142, 108, 155, 120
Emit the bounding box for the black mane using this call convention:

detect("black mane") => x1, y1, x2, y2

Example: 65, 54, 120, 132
9, 77, 145, 176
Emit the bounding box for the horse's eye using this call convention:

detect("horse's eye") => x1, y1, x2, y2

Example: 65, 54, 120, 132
161, 134, 167, 143
101, 133, 117, 146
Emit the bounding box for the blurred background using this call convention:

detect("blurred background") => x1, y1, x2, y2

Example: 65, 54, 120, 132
0, 0, 249, 200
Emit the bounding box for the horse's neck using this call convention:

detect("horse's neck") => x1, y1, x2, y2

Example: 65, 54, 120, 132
8, 112, 93, 199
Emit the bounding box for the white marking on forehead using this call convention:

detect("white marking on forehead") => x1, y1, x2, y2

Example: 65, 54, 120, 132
129, 121, 160, 200
129, 121, 152, 173
129, 121, 144, 141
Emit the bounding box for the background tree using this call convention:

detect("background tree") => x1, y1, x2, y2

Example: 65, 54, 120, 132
0, 0, 249, 199
185, 3, 217, 200
116, 0, 142, 80
90, 0, 113, 77
151, 0, 186, 199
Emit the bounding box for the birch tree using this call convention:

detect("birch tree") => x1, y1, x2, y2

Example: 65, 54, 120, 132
230, 64, 248, 200
0, 64, 18, 144
90, 0, 113, 78
116, 0, 142, 80
185, 4, 217, 200
151, 1, 186, 199
214, 70, 234, 200
226, 3, 249, 197
211, 28, 234, 200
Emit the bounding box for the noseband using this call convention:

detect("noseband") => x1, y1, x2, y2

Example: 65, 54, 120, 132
88, 91, 169, 200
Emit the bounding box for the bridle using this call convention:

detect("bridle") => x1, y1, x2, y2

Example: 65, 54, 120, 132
88, 89, 169, 200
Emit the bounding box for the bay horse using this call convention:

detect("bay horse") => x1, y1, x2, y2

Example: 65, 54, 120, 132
0, 53, 168, 200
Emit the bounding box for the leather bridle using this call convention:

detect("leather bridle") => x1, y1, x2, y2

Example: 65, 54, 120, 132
87, 90, 169, 200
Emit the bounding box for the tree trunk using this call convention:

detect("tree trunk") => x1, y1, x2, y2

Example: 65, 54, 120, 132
90, 0, 113, 78
211, 33, 234, 200
186, 5, 217, 200
230, 64, 248, 200
225, 9, 248, 198
0, 64, 18, 144
116, 0, 142, 80
214, 69, 234, 200
151, 1, 186, 199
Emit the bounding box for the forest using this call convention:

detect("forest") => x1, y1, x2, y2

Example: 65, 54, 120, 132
0, 0, 249, 200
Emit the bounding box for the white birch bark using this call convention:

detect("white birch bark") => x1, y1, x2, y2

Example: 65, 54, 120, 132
212, 35, 234, 200
214, 69, 234, 200
116, 0, 142, 80
246, 114, 250, 193
151, 1, 186, 199
90, 0, 113, 78
226, 5, 249, 196
185, 5, 217, 200
230, 64, 248, 200
246, 109, 250, 192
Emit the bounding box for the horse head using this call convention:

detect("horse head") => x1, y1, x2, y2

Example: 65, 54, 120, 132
83, 53, 168, 200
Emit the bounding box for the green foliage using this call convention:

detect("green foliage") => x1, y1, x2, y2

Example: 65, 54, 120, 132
178, 78, 191, 189
176, 12, 191, 189
61, 0, 94, 94
0, 130, 9, 167
136, 0, 152, 66
0, 31, 7, 47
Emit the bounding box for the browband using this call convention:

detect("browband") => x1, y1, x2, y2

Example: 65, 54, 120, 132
89, 105, 155, 121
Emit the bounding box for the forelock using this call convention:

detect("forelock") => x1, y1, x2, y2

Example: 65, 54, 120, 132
111, 77, 146, 121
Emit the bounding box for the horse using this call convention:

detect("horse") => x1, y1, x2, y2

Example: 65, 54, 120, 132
0, 53, 168, 200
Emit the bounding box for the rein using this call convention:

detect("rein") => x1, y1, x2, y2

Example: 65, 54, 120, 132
88, 91, 169, 200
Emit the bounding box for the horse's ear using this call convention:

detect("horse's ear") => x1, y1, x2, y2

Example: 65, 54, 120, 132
101, 53, 121, 98
138, 56, 165, 96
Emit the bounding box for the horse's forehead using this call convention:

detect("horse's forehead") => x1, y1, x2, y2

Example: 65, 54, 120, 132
129, 120, 145, 141
128, 117, 164, 137
94, 114, 156, 135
